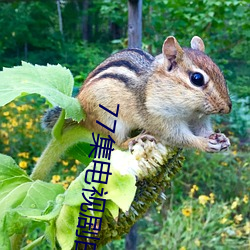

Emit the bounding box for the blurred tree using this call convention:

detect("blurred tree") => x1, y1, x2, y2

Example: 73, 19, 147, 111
57, 0, 64, 36
128, 0, 142, 48
82, 0, 91, 41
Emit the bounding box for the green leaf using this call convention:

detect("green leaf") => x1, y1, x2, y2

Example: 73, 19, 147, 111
0, 154, 65, 248
0, 182, 33, 216
20, 181, 64, 212
0, 227, 10, 249
102, 167, 136, 213
26, 198, 63, 221
56, 205, 79, 250
105, 200, 119, 219
0, 62, 85, 122
0, 154, 30, 181
66, 141, 94, 166
4, 210, 31, 239
0, 181, 65, 233
1, 183, 64, 248
64, 165, 100, 207
45, 220, 56, 249
18, 196, 65, 249
0, 176, 32, 200
0, 182, 32, 247
55, 163, 107, 249
0, 155, 32, 248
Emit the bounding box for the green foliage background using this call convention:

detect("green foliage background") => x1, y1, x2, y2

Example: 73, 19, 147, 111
0, 0, 249, 97
0, 0, 249, 249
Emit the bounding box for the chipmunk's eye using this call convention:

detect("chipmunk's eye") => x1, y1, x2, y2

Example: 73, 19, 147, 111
190, 72, 204, 87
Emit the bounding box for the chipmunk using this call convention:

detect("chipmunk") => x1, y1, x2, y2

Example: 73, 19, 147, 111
44, 36, 232, 153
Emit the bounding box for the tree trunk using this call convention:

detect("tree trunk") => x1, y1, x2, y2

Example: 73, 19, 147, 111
56, 0, 63, 36
126, 2, 142, 247
82, 0, 89, 41
128, 0, 142, 48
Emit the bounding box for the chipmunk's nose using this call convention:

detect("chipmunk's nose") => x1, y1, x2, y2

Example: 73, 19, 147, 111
219, 101, 232, 114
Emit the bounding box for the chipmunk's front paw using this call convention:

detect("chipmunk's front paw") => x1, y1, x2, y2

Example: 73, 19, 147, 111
206, 133, 230, 152
129, 134, 156, 152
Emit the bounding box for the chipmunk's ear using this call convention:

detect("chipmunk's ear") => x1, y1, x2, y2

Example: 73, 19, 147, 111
191, 36, 205, 52
162, 36, 184, 63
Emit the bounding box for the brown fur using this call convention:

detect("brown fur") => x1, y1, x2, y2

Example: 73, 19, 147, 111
77, 36, 231, 152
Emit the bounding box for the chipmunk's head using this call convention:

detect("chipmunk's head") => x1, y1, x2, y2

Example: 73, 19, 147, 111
159, 36, 232, 115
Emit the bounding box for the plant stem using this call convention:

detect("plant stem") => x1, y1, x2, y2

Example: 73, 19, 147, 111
11, 126, 93, 249
30, 125, 93, 181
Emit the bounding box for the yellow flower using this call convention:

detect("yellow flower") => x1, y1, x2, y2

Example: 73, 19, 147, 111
0, 130, 8, 138
234, 214, 243, 224
198, 195, 210, 206
220, 217, 228, 224
9, 102, 16, 108
189, 184, 199, 197
194, 238, 201, 247
179, 247, 186, 250
26, 121, 33, 129
235, 157, 242, 163
17, 106, 23, 112
18, 152, 30, 159
71, 165, 77, 172
223, 205, 228, 210
243, 195, 248, 204
32, 157, 39, 162
62, 160, 69, 166
221, 232, 227, 238
4, 147, 10, 152
231, 198, 240, 209
209, 193, 215, 204
231, 201, 238, 209
182, 207, 192, 217
63, 182, 69, 189
17, 105, 30, 112
3, 111, 9, 116
19, 161, 28, 169
11, 119, 18, 127
51, 175, 61, 183
232, 150, 237, 156
66, 176, 75, 182
244, 221, 250, 234
236, 229, 242, 237
3, 138, 9, 145
221, 162, 228, 167
75, 159, 81, 165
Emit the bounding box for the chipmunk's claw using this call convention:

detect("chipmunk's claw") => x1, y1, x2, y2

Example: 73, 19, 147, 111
207, 133, 230, 152
129, 134, 156, 152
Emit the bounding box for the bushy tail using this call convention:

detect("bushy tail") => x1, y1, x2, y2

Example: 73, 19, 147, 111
41, 106, 62, 130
